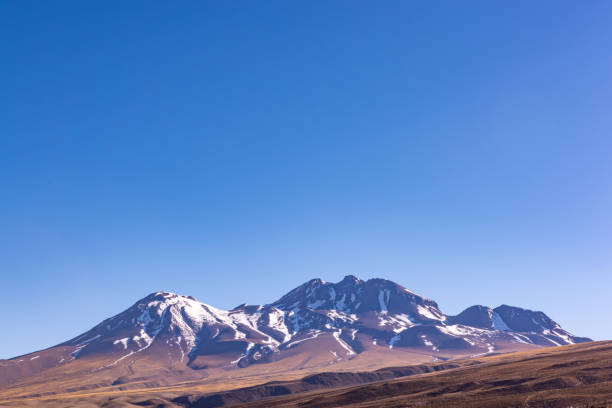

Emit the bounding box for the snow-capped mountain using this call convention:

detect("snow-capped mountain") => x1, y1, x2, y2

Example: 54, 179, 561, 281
60, 291, 293, 369
1, 276, 591, 390
272, 275, 445, 322
446, 304, 591, 346
51, 276, 589, 368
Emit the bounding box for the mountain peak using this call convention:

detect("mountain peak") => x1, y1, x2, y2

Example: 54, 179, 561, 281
493, 304, 559, 333
269, 276, 445, 322
340, 274, 361, 284
137, 291, 203, 310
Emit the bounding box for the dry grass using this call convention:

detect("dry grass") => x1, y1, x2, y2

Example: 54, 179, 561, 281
241, 341, 612, 408
1, 341, 611, 407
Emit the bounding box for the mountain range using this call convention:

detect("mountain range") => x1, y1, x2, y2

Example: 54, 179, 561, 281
0, 276, 590, 401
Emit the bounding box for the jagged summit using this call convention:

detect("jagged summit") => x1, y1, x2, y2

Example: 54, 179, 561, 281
270, 276, 444, 322
339, 274, 361, 284
448, 305, 497, 329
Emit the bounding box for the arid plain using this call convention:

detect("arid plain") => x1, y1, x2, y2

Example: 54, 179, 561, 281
2, 341, 611, 407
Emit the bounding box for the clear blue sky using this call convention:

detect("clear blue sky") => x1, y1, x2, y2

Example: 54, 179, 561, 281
1, 1, 611, 359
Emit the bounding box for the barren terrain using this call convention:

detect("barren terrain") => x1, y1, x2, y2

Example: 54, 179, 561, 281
2, 341, 610, 407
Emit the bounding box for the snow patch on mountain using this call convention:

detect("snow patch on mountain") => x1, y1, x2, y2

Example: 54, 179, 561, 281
491, 311, 510, 331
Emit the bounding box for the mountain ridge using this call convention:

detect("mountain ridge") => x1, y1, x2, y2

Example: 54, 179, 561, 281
0, 275, 591, 398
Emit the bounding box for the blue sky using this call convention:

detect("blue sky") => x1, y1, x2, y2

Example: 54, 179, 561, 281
1, 1, 611, 359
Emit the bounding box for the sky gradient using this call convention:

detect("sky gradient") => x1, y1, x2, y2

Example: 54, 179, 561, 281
1, 1, 611, 359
